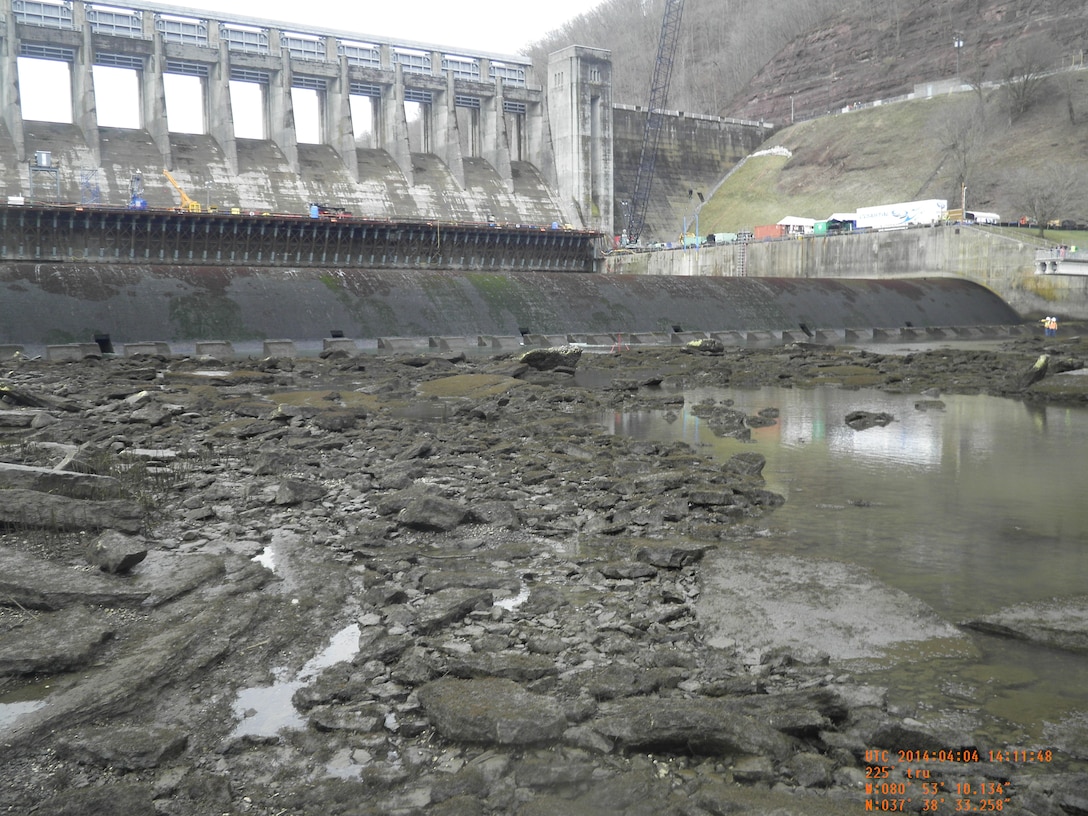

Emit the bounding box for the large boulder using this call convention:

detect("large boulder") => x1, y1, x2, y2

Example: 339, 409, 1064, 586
0, 462, 120, 498
58, 725, 188, 769
726, 451, 767, 478
844, 410, 894, 430
418, 677, 568, 745
962, 596, 1088, 654
519, 345, 582, 371
0, 488, 143, 532
413, 587, 493, 633
87, 530, 148, 574
590, 696, 794, 759
398, 493, 468, 532
0, 606, 114, 675
31, 784, 157, 816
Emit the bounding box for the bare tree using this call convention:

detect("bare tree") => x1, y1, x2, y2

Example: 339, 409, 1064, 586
998, 40, 1053, 124
1011, 164, 1084, 237
936, 99, 987, 202
1057, 69, 1078, 125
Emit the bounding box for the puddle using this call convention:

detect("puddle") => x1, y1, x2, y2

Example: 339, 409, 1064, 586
0, 680, 54, 729
232, 623, 360, 738
390, 402, 452, 421
0, 700, 46, 729
495, 584, 530, 611
253, 546, 277, 572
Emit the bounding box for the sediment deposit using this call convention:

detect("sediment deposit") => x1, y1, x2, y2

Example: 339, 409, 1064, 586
1, 332, 1086, 815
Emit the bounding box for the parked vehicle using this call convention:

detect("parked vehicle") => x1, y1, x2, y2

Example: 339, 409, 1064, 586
163, 169, 202, 213
753, 224, 787, 240
854, 199, 947, 230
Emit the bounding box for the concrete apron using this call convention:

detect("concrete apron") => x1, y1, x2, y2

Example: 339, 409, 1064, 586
0, 264, 1023, 358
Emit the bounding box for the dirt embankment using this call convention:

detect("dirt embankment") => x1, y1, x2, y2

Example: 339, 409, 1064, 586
1, 331, 1086, 815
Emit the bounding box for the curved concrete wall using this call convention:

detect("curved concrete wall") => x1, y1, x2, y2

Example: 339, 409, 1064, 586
0, 264, 1021, 347
606, 225, 1088, 319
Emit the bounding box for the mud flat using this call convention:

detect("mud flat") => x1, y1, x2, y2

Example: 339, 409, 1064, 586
0, 333, 1086, 815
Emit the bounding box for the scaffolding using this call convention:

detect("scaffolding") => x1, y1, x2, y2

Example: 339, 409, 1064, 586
80, 168, 101, 205
28, 151, 60, 203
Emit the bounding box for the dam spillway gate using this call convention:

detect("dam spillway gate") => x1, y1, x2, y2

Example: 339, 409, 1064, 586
0, 205, 601, 273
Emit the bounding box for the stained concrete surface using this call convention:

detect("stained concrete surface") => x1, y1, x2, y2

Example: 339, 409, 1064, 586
0, 265, 1022, 347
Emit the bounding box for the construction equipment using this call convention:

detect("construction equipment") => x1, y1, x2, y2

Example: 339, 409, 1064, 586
128, 172, 147, 210
624, 0, 685, 244
309, 203, 352, 219
162, 169, 201, 212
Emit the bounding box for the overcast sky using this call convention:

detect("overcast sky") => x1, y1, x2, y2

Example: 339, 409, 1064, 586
19, 0, 599, 140
163, 0, 591, 56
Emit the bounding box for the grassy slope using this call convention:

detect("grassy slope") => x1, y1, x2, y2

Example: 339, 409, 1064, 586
698, 70, 1088, 238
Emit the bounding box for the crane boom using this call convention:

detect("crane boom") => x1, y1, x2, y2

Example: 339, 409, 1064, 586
625, 0, 685, 244
162, 169, 202, 212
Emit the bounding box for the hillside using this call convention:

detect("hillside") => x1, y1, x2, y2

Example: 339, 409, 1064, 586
531, 0, 1088, 126
728, 0, 1088, 124
527, 0, 847, 117
529, 0, 1088, 240
697, 70, 1088, 235
530, 0, 1088, 123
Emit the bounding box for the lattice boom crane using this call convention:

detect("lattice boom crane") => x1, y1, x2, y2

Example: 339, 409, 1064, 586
625, 0, 685, 244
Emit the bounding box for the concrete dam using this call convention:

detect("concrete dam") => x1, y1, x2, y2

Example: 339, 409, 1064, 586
0, 1, 1028, 355
0, 204, 1025, 354
0, 0, 768, 242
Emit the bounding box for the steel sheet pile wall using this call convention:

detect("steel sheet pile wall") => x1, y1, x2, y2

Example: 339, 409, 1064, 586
0, 265, 1021, 347
0, 207, 597, 273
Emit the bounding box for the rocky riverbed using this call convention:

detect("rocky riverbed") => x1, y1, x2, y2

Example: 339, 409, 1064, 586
1, 329, 1087, 816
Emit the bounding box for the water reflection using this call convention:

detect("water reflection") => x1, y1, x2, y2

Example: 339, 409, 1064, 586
601, 385, 1088, 733
0, 678, 54, 729
0, 700, 45, 730
232, 623, 361, 738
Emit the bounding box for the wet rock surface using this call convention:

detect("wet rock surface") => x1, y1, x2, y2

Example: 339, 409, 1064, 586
699, 550, 968, 663
1, 329, 1087, 815
962, 597, 1088, 655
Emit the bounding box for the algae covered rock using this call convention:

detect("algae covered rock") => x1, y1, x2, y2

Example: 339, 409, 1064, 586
519, 345, 582, 371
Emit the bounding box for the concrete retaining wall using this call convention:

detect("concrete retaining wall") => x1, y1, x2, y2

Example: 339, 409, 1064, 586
0, 263, 1020, 350
605, 225, 1088, 319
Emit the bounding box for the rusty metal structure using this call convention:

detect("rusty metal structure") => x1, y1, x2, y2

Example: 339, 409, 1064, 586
0, 205, 600, 272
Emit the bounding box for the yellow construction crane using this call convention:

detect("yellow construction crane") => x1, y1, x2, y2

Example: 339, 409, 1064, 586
162, 169, 202, 212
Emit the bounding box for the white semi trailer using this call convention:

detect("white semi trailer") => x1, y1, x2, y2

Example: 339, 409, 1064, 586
854, 199, 948, 230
